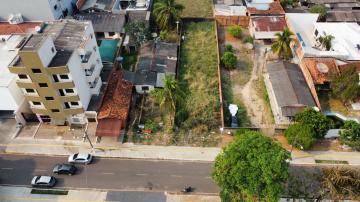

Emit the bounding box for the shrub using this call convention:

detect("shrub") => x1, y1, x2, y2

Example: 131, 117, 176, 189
224, 44, 233, 52
339, 120, 360, 150
295, 108, 333, 139
243, 35, 254, 44
144, 120, 158, 133
227, 25, 242, 38
309, 5, 327, 19
221, 52, 237, 70
159, 30, 169, 41
284, 123, 316, 150
280, 0, 293, 7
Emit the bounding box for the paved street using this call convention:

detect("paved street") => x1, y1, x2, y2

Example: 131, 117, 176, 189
0, 154, 218, 193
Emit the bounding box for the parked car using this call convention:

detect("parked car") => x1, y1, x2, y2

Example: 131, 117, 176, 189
68, 153, 93, 164
31, 176, 56, 188
53, 164, 77, 175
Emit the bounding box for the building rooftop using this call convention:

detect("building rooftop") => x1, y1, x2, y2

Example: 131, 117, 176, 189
326, 11, 360, 22
302, 0, 357, 4
74, 13, 125, 33
266, 61, 316, 117
303, 58, 339, 84
251, 16, 286, 32
247, 1, 285, 15
0, 22, 41, 35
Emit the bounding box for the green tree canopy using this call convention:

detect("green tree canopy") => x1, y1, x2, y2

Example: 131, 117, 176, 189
339, 120, 360, 150
153, 0, 184, 31
271, 27, 294, 60
212, 131, 290, 202
284, 123, 316, 150
124, 21, 150, 47
227, 25, 242, 38
331, 66, 360, 103
295, 108, 333, 139
309, 5, 327, 19
221, 51, 237, 70
317, 32, 334, 51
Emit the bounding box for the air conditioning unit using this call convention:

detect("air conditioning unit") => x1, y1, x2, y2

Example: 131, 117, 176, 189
8, 14, 24, 25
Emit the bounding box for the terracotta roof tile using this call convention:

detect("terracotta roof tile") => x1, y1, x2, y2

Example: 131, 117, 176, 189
0, 22, 41, 35
303, 58, 339, 84
251, 16, 286, 32
338, 62, 360, 73
247, 2, 285, 15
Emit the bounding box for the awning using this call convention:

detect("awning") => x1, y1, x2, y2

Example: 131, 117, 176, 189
96, 118, 122, 137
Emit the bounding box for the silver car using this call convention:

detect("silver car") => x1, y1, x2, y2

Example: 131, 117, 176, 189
68, 153, 93, 164
31, 176, 56, 188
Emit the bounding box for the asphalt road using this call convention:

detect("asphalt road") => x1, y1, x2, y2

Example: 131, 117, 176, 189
0, 154, 218, 193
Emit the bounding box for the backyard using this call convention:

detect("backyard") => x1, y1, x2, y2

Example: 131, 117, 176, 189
318, 91, 360, 118
175, 0, 213, 18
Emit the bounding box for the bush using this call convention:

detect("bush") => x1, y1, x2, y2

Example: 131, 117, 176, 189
221, 52, 237, 70
159, 30, 169, 41
340, 120, 360, 150
285, 123, 316, 150
295, 108, 333, 139
309, 5, 327, 19
280, 0, 293, 7
224, 44, 233, 52
144, 120, 158, 133
227, 25, 242, 38
243, 35, 254, 44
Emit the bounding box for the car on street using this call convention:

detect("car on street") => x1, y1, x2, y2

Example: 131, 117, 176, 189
31, 176, 56, 188
53, 164, 77, 175
68, 153, 93, 164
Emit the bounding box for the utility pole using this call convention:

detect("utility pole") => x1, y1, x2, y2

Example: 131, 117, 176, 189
83, 120, 94, 153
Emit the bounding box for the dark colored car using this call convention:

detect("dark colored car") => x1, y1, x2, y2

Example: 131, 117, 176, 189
31, 176, 56, 188
53, 164, 77, 175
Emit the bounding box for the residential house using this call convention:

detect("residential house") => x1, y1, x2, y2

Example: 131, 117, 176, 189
80, 0, 151, 14
214, 0, 249, 27
249, 16, 287, 39
246, 1, 285, 16
8, 20, 103, 125
123, 41, 178, 94
0, 0, 78, 22
264, 61, 317, 125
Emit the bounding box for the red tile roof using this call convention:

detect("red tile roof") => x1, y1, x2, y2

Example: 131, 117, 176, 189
247, 2, 285, 16
0, 22, 41, 35
338, 62, 360, 73
96, 118, 122, 137
303, 58, 340, 84
251, 16, 286, 32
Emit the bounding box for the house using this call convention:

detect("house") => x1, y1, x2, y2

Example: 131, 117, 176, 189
123, 41, 178, 94
246, 1, 285, 16
302, 58, 339, 88
264, 61, 316, 124
214, 0, 249, 27
249, 16, 287, 39
0, 22, 41, 35
8, 20, 103, 125
74, 13, 125, 39
80, 0, 151, 14
0, 34, 32, 124
0, 0, 78, 22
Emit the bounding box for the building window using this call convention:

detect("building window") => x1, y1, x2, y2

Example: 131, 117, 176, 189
64, 102, 70, 109
32, 101, 41, 105
59, 74, 69, 80
142, 86, 149, 91
90, 34, 93, 39
53, 75, 59, 82
314, 29, 319, 36
45, 97, 54, 100
32, 68, 41, 73
54, 5, 58, 10
70, 102, 79, 106
18, 74, 28, 79
59, 89, 65, 96
25, 88, 35, 93
65, 89, 74, 93
51, 47, 55, 53
51, 109, 60, 113
39, 83, 48, 87
93, 46, 97, 52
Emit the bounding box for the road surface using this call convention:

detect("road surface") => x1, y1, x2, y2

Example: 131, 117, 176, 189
0, 154, 218, 193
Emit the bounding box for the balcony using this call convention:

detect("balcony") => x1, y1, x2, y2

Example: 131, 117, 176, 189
89, 77, 102, 95
30, 107, 48, 115
52, 81, 75, 89
45, 66, 69, 75
24, 94, 42, 102
64, 108, 84, 116
59, 95, 80, 102
16, 81, 36, 88
81, 51, 92, 63
8, 56, 27, 74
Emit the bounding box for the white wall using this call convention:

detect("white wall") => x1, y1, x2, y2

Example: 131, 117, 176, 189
37, 37, 56, 67
135, 85, 154, 94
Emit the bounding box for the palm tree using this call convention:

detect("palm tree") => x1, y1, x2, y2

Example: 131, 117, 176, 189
317, 32, 334, 51
271, 27, 294, 60
153, 0, 183, 31
152, 76, 184, 127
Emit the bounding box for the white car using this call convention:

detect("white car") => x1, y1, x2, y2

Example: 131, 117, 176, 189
31, 176, 56, 188
68, 153, 93, 164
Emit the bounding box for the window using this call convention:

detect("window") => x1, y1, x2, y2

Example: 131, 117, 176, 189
32, 69, 41, 73
39, 83, 48, 87
59, 74, 69, 80
51, 109, 60, 113
90, 34, 93, 39
65, 89, 74, 93
142, 86, 149, 91
53, 75, 59, 82
70, 102, 79, 106
64, 102, 70, 109
25, 89, 35, 93
45, 97, 54, 100
59, 89, 65, 96
314, 29, 319, 36
32, 101, 41, 105
51, 47, 55, 53
93, 46, 97, 52
18, 74, 28, 79
54, 5, 58, 10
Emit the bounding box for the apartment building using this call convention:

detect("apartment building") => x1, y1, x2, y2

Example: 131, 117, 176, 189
8, 20, 103, 125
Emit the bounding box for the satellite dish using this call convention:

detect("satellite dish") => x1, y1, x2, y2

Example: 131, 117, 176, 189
316, 63, 329, 73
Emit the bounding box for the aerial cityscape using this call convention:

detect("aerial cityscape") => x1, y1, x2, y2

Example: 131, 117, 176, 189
0, 0, 360, 201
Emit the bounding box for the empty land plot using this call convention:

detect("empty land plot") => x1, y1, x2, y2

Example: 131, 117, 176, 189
176, 0, 213, 18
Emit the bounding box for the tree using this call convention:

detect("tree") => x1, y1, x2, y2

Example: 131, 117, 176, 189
212, 131, 290, 202
221, 52, 237, 70
331, 66, 360, 103
152, 76, 184, 127
319, 167, 360, 200
271, 27, 294, 60
153, 0, 183, 31
280, 0, 293, 8
317, 32, 334, 51
225, 44, 233, 52
309, 5, 327, 20
227, 25, 242, 38
124, 21, 150, 47
295, 108, 333, 139
284, 123, 316, 150
339, 120, 360, 150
